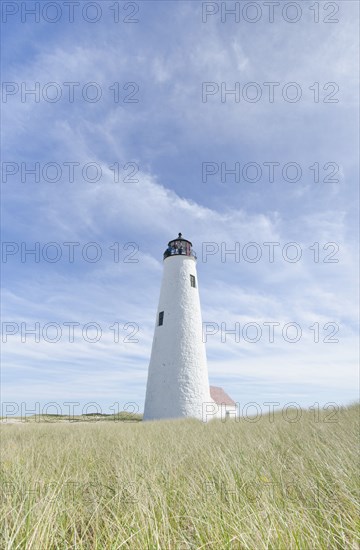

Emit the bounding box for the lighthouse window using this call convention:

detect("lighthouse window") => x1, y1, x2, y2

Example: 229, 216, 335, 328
190, 274, 196, 288
158, 311, 164, 326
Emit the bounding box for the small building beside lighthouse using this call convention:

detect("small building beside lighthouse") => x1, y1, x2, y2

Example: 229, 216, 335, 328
143, 233, 236, 422
209, 386, 238, 420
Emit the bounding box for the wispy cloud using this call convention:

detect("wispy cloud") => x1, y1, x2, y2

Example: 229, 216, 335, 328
2, 0, 358, 411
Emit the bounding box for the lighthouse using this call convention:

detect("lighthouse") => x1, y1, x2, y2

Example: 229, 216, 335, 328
143, 233, 212, 421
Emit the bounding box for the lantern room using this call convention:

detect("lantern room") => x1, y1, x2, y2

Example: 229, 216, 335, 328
163, 233, 197, 260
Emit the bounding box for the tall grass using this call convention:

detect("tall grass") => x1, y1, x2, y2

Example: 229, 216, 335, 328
1, 404, 359, 549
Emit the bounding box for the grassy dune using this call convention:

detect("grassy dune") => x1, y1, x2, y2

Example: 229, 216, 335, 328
1, 404, 359, 549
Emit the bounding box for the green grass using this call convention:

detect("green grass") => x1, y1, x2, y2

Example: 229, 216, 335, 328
1, 404, 359, 549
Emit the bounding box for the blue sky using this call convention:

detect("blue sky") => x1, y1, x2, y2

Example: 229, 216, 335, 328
1, 1, 359, 416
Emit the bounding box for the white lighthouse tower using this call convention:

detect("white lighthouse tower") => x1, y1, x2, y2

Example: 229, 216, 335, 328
143, 233, 211, 421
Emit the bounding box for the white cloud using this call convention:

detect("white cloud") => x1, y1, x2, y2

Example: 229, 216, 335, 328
2, 1, 358, 410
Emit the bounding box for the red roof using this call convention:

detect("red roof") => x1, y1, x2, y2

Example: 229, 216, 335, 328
210, 386, 236, 406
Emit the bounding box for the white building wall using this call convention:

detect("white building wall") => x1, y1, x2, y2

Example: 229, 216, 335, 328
143, 254, 211, 421
201, 401, 238, 422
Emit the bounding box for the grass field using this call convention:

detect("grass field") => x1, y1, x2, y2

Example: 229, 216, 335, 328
1, 404, 359, 549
